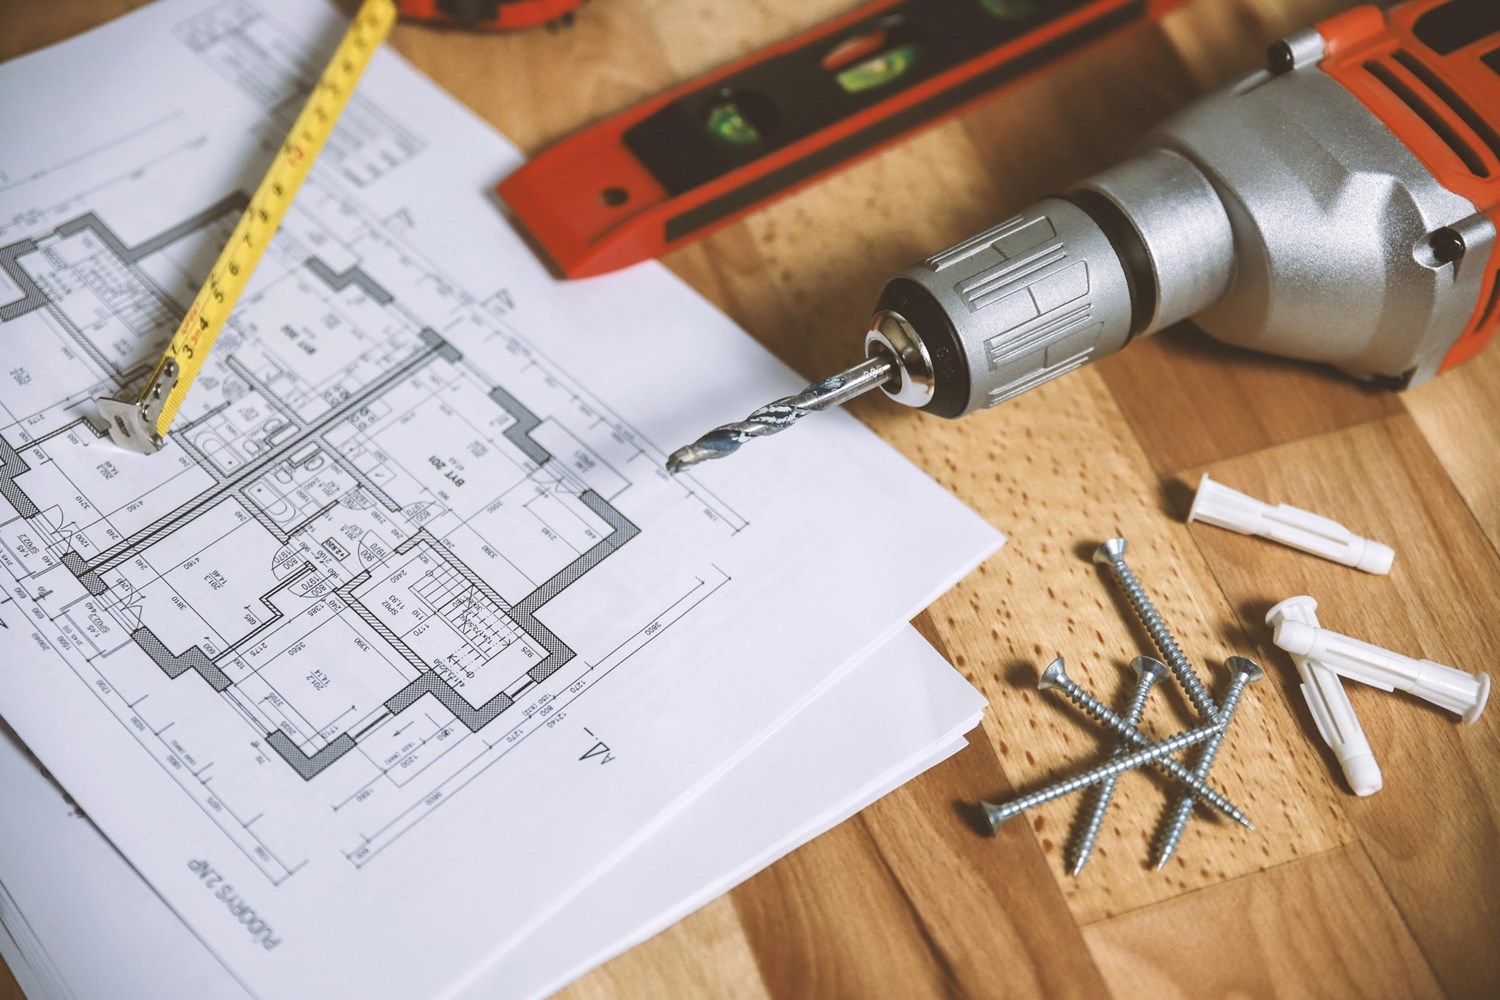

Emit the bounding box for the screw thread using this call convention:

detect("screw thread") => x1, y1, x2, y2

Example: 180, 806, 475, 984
1153, 672, 1254, 868
1101, 555, 1218, 721
984, 722, 1222, 831
1069, 672, 1157, 876
1052, 674, 1252, 828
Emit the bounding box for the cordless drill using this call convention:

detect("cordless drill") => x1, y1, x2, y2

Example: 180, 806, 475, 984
669, 0, 1500, 470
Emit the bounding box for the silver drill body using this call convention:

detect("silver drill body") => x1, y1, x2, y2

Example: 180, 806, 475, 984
1069, 656, 1165, 876
982, 720, 1225, 833
1093, 539, 1218, 722
667, 31, 1493, 472
1153, 656, 1264, 869
1038, 658, 1253, 829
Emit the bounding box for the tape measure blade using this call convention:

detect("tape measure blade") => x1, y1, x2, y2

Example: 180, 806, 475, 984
96, 0, 398, 453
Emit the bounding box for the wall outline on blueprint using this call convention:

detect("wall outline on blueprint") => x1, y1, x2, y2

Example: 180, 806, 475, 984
0, 0, 747, 886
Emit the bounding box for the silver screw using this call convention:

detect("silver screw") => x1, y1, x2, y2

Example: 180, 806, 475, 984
1094, 538, 1219, 722
1069, 656, 1166, 876
982, 720, 1225, 832
1039, 657, 1254, 829
1152, 656, 1264, 869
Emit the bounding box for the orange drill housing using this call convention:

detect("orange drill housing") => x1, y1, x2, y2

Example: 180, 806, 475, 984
1318, 0, 1500, 373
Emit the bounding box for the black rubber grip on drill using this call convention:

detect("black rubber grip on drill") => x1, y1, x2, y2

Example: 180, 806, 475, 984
875, 277, 971, 420
1065, 188, 1158, 339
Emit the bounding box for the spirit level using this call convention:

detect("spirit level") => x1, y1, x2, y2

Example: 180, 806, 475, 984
499, 0, 1188, 278
396, 0, 586, 31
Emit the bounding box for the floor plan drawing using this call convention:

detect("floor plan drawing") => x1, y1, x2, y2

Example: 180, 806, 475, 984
0, 74, 744, 880
0, 4, 1000, 996
175, 0, 425, 186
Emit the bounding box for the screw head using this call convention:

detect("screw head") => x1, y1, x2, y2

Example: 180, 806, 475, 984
1130, 655, 1168, 685
1226, 656, 1265, 683
979, 799, 1010, 833
1092, 538, 1127, 565
1037, 656, 1069, 691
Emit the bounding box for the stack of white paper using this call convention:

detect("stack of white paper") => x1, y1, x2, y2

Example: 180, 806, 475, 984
0, 3, 1001, 997
1, 627, 985, 1000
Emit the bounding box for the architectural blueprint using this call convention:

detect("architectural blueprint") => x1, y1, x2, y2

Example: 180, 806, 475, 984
0, 627, 983, 1000
0, 2, 1000, 998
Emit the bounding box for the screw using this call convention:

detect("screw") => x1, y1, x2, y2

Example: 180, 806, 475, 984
982, 719, 1225, 832
1152, 656, 1263, 869
1068, 656, 1166, 876
1094, 538, 1219, 722
1039, 657, 1254, 829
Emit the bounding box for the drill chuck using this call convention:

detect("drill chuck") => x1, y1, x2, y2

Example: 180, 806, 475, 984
864, 152, 1240, 419
867, 150, 1235, 420
867, 197, 1136, 419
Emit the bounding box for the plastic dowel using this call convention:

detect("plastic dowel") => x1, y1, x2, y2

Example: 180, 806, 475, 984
1188, 474, 1393, 574
1266, 597, 1381, 795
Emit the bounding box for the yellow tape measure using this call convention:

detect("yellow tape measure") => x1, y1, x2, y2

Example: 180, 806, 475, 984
98, 0, 399, 454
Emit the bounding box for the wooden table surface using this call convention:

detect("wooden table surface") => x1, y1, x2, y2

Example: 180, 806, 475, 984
4, 1, 1498, 998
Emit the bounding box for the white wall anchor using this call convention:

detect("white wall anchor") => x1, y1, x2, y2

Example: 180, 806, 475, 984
1272, 616, 1490, 724
1266, 597, 1381, 796
1188, 474, 1394, 573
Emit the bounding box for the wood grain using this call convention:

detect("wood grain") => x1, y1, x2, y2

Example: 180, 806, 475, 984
1188, 413, 1500, 1000
4, 1, 1499, 998
856, 739, 1113, 999
1083, 845, 1445, 999
558, 897, 770, 1000
729, 813, 963, 999
1406, 342, 1500, 545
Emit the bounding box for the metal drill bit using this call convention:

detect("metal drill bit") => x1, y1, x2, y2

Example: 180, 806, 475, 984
666, 354, 896, 473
